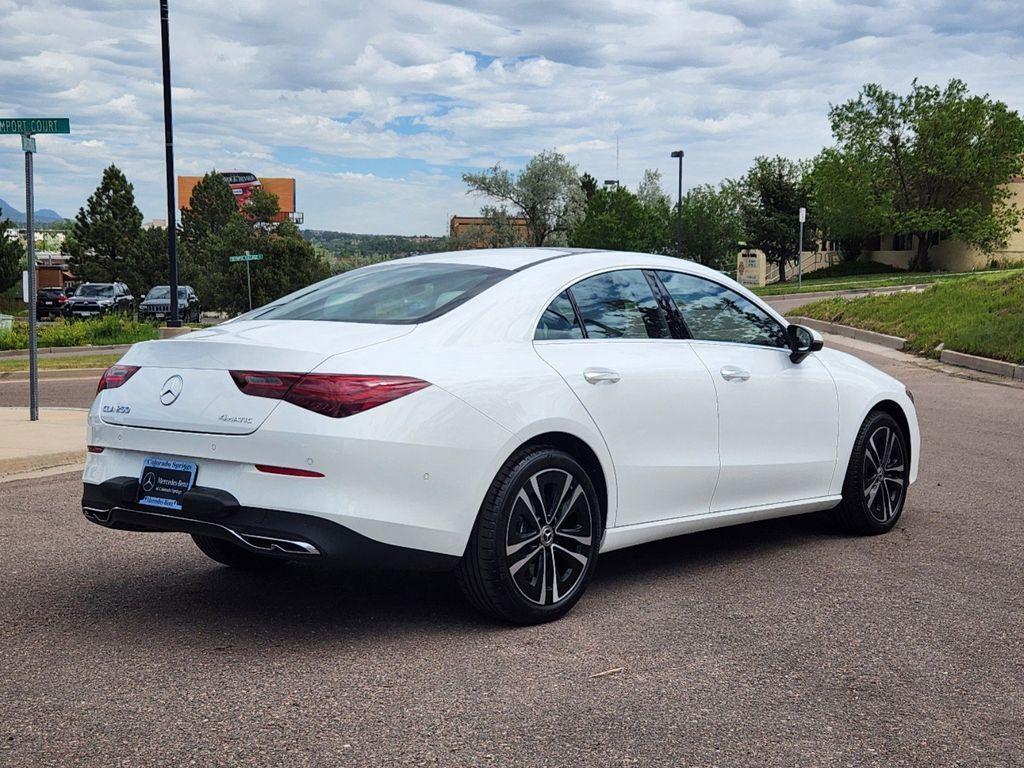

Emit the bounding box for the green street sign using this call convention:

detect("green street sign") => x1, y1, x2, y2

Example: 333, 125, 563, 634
0, 117, 70, 135
229, 253, 264, 263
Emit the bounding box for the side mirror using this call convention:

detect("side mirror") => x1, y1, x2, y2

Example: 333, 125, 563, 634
787, 324, 823, 364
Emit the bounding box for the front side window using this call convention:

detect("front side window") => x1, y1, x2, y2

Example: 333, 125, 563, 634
251, 262, 508, 324
657, 271, 787, 348
535, 291, 584, 340
569, 270, 670, 339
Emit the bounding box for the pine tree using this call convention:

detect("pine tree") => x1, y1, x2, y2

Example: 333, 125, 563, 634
0, 208, 24, 293
67, 165, 143, 284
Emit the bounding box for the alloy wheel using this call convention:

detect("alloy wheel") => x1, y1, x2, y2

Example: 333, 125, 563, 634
505, 468, 593, 606
862, 425, 906, 524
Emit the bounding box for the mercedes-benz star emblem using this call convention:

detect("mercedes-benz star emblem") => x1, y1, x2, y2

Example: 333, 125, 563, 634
141, 472, 157, 492
159, 375, 183, 406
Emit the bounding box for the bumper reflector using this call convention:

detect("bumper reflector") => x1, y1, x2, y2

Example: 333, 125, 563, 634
254, 464, 324, 478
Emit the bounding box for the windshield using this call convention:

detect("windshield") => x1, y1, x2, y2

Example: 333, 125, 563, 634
76, 285, 114, 298
146, 286, 188, 300
251, 262, 508, 324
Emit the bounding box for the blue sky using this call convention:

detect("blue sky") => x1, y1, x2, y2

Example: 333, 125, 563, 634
1, 0, 1022, 234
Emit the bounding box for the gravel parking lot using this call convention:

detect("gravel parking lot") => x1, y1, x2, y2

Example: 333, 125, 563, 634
1, 340, 1022, 767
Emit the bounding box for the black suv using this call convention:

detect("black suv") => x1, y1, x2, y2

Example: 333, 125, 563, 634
138, 285, 201, 323
63, 282, 134, 319
36, 288, 68, 319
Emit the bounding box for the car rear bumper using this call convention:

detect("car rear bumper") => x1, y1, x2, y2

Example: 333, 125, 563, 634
82, 477, 459, 570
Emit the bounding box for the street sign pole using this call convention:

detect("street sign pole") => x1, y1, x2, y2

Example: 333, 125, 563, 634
229, 252, 263, 311
24, 139, 38, 421
798, 207, 806, 289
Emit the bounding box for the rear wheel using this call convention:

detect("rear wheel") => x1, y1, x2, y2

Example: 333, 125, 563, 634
191, 534, 287, 571
457, 446, 601, 624
831, 411, 909, 534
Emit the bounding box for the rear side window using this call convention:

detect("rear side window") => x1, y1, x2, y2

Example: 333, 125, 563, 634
535, 292, 584, 340
657, 271, 787, 348
569, 270, 670, 339
252, 262, 508, 324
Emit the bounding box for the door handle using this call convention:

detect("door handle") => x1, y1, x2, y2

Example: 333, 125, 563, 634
720, 366, 751, 382
583, 367, 621, 385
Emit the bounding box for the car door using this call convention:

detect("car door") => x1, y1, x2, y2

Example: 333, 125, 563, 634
533, 270, 720, 527
656, 270, 838, 512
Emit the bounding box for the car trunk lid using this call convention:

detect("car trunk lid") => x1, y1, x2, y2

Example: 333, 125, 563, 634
99, 320, 414, 435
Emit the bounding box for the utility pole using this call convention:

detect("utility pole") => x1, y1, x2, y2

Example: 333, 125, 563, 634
160, 0, 181, 328
671, 149, 684, 258
798, 207, 806, 288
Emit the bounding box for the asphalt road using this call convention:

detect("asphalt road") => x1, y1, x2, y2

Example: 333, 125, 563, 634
2, 341, 1023, 767
0, 375, 99, 409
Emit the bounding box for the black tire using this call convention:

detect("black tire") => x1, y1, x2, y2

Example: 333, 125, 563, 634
831, 410, 909, 535
457, 446, 602, 624
191, 534, 287, 571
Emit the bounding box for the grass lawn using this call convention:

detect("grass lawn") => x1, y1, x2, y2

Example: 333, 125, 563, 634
797, 271, 1024, 364
0, 353, 122, 373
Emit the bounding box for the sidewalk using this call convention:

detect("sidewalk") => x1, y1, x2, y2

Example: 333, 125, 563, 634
0, 407, 88, 481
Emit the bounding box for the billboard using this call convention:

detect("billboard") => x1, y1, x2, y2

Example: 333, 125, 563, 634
177, 173, 299, 223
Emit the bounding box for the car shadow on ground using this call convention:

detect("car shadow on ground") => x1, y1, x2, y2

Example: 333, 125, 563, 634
70, 512, 840, 640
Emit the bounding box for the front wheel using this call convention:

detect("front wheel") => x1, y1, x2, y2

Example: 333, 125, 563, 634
831, 411, 909, 534
457, 446, 602, 624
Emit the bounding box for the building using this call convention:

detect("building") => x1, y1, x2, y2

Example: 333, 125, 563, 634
449, 215, 529, 247
34, 252, 74, 290
866, 177, 1024, 271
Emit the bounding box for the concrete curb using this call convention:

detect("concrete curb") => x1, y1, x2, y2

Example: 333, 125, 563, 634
789, 316, 906, 350
940, 350, 1024, 380
0, 367, 105, 382
760, 282, 933, 302
0, 450, 84, 480
790, 315, 1023, 381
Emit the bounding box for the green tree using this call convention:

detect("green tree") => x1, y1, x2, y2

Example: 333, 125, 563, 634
179, 175, 328, 314
133, 226, 170, 298
739, 156, 813, 282
463, 150, 585, 246
569, 185, 671, 253
0, 208, 24, 293
679, 182, 746, 271
66, 165, 143, 284
579, 172, 599, 202
824, 79, 1024, 270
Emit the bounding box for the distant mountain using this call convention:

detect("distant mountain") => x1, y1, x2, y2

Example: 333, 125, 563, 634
0, 196, 64, 224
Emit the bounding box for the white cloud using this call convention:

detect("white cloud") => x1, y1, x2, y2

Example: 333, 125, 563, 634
0, 0, 1021, 233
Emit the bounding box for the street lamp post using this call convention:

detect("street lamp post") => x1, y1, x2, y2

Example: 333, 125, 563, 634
670, 149, 684, 258
159, 0, 181, 328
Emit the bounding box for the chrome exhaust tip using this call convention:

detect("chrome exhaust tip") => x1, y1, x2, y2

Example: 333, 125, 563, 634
233, 532, 320, 555
83, 506, 112, 524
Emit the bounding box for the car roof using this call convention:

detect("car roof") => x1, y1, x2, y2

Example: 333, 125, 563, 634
403, 246, 725, 280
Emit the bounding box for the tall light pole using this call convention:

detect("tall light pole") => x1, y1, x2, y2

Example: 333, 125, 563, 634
159, 0, 181, 328
671, 149, 684, 258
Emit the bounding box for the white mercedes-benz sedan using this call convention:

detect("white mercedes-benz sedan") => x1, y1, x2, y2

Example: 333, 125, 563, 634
83, 248, 919, 624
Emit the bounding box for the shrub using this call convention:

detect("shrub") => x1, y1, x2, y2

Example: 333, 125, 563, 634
0, 315, 159, 350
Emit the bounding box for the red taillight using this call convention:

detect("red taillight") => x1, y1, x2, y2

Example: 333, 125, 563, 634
97, 365, 140, 394
58, 295, 67, 304
87, 445, 104, 453
229, 371, 303, 399
255, 464, 324, 478
229, 371, 429, 418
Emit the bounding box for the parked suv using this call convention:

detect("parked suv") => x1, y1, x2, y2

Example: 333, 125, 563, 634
36, 288, 68, 319
64, 282, 134, 318
138, 285, 201, 323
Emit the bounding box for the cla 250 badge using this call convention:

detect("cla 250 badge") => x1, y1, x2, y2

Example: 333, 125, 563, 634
102, 404, 131, 415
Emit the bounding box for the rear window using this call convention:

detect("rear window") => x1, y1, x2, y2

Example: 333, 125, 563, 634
251, 262, 508, 324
